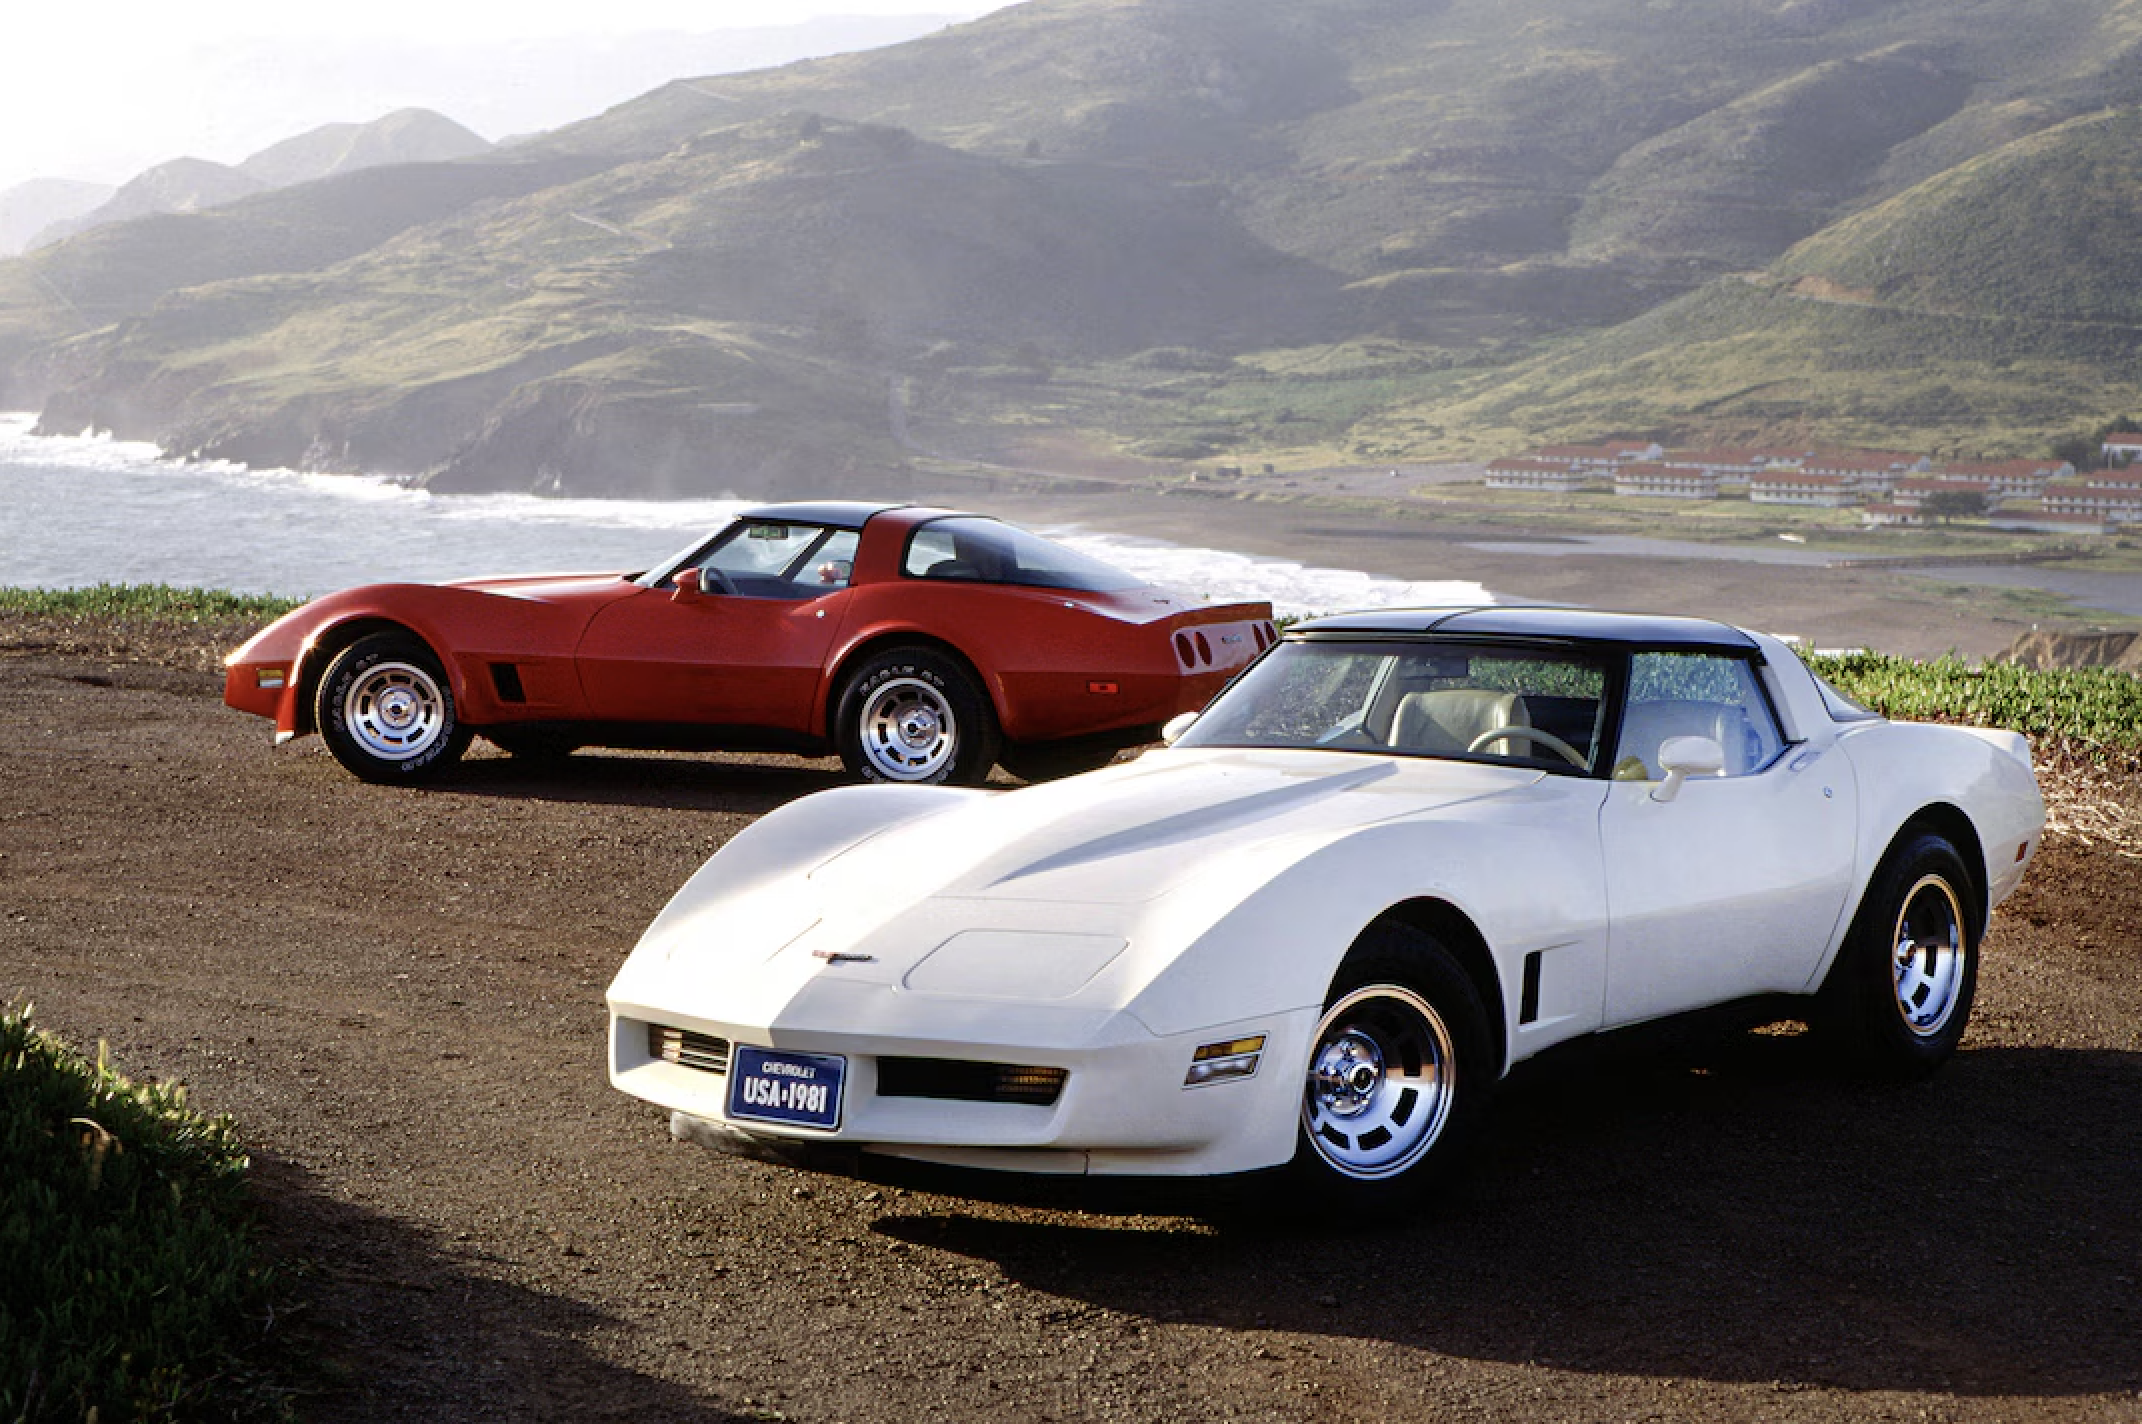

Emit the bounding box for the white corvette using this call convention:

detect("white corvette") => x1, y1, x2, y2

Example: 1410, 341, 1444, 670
606, 608, 2044, 1212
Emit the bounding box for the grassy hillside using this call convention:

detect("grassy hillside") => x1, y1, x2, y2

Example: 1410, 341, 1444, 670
1777, 107, 2142, 323
1369, 104, 2142, 457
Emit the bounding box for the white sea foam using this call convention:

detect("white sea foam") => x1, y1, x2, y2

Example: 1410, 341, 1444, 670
0, 413, 1493, 615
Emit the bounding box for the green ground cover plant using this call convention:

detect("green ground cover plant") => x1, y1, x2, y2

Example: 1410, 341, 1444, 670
0, 1005, 284, 1422
1809, 650, 2142, 769
0, 585, 301, 622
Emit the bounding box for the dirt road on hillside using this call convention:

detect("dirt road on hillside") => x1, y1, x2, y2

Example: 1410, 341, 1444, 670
3, 615, 2139, 1422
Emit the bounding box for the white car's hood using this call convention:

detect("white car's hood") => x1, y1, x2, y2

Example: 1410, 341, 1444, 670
614, 748, 1547, 1033
815, 748, 1538, 909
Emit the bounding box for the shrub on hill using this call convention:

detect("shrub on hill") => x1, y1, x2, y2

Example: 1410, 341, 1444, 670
0, 1005, 282, 1422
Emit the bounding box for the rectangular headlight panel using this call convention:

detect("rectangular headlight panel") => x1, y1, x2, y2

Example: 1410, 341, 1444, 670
1184, 1034, 1265, 1087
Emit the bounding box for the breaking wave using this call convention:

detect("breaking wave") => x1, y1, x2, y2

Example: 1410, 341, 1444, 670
0, 414, 1494, 616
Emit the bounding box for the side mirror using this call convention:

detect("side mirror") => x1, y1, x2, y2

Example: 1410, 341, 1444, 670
1651, 735, 1725, 803
1160, 711, 1199, 746
671, 567, 702, 603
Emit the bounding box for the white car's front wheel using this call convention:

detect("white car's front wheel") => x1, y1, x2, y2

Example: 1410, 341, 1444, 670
1286, 922, 1493, 1217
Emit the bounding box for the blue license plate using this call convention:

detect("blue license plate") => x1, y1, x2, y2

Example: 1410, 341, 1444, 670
728, 1046, 844, 1131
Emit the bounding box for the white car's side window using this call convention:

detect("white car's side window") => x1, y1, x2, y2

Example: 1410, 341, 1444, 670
1614, 652, 1786, 781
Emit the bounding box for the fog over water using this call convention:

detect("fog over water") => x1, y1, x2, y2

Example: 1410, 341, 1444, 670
0, 415, 1496, 616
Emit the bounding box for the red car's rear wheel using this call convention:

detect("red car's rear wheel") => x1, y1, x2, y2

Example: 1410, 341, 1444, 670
835, 647, 998, 786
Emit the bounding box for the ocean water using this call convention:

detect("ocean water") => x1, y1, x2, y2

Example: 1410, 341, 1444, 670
0, 414, 1495, 617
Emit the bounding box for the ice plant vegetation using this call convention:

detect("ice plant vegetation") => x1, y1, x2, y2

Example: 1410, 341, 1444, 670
0, 1004, 281, 1422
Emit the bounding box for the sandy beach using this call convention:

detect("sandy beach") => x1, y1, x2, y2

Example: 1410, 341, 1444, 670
931, 472, 2074, 661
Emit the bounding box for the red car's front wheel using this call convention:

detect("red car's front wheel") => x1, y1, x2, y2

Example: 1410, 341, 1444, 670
835, 647, 999, 786
315, 633, 471, 784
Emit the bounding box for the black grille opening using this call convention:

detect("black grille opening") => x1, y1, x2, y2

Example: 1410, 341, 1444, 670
648, 1023, 731, 1075
877, 1058, 1067, 1106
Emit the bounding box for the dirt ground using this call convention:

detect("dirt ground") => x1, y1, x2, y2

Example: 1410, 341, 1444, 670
3, 614, 2140, 1423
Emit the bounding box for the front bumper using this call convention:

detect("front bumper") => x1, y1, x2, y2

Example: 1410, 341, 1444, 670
607, 1000, 1319, 1179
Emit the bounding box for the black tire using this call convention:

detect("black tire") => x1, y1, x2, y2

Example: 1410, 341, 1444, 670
834, 647, 1000, 786
1817, 832, 1979, 1080
315, 633, 472, 784
1280, 920, 1495, 1219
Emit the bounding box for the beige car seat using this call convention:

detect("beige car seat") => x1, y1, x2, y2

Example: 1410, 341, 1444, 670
1391, 688, 1530, 756
1613, 699, 1752, 780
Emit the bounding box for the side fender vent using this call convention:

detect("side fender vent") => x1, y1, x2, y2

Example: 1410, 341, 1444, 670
489, 663, 527, 703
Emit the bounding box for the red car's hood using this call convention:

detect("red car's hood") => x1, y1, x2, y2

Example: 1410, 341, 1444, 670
442, 572, 641, 604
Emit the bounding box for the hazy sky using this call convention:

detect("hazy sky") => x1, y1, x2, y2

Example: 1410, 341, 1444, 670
0, 2, 1016, 194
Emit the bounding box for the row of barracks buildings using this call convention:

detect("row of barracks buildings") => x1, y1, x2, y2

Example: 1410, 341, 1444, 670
1482, 435, 2142, 535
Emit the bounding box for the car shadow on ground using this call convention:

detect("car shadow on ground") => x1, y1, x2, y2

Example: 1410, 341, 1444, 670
420, 750, 857, 813
871, 1037, 2142, 1398
248, 1154, 751, 1422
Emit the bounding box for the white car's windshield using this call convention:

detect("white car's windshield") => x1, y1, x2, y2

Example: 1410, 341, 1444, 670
1180, 639, 1613, 774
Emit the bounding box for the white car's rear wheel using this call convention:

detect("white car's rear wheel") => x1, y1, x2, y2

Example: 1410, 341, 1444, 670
1286, 921, 1493, 1216
1818, 831, 1979, 1079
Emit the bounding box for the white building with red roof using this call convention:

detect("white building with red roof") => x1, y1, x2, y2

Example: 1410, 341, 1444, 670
1892, 477, 1996, 508
1924, 459, 2071, 497
1486, 458, 1596, 493
1859, 503, 1930, 527
2042, 475, 2142, 524
1749, 470, 1860, 507
1613, 463, 1719, 499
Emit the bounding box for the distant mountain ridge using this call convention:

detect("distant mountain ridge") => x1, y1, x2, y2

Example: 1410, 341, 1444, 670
0, 179, 112, 257
237, 109, 492, 190
5, 0, 2142, 494
31, 109, 492, 249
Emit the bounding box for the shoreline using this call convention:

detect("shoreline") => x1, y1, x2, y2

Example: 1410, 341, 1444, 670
3, 407, 2128, 661
939, 477, 2081, 661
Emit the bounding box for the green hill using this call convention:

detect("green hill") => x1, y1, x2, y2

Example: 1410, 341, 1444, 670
1368, 104, 2142, 457
9, 0, 2142, 492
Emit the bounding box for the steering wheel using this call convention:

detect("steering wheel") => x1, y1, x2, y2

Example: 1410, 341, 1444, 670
696, 567, 738, 596
1467, 724, 1588, 768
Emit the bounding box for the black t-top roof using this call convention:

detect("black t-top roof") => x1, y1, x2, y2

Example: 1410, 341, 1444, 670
1290, 606, 1762, 651
735, 501, 908, 531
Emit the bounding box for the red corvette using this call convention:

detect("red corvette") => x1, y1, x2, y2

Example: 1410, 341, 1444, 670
224, 501, 1276, 785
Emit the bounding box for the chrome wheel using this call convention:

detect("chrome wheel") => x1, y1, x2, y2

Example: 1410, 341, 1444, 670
341, 660, 449, 762
1891, 874, 1966, 1037
1303, 984, 1457, 1181
858, 676, 957, 781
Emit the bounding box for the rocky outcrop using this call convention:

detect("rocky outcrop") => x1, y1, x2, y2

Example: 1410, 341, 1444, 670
1996, 630, 2142, 672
